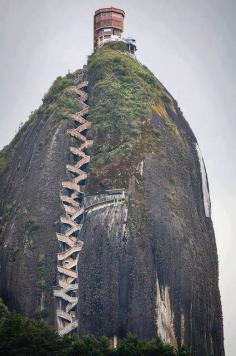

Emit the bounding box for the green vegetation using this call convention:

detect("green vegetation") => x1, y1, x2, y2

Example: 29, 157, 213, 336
102, 41, 129, 52
0, 110, 38, 166
0, 301, 190, 355
86, 44, 173, 191
0, 151, 8, 174
0, 201, 39, 250
0, 299, 9, 319
42, 75, 74, 105
42, 75, 83, 118
23, 217, 40, 251
0, 201, 19, 234
0, 309, 66, 355
0, 72, 81, 169
0, 44, 175, 193
36, 256, 48, 318
37, 258, 47, 279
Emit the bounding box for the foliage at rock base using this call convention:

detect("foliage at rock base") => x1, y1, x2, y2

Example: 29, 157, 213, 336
0, 301, 190, 356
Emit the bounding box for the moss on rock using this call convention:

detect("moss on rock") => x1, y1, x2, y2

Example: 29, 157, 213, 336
86, 45, 174, 192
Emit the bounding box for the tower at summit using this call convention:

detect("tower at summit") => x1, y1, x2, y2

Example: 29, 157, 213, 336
94, 7, 137, 54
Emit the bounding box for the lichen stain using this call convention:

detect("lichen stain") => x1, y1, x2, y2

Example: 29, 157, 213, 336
137, 161, 144, 177
180, 311, 185, 345
155, 278, 177, 348
152, 103, 169, 121
195, 143, 211, 217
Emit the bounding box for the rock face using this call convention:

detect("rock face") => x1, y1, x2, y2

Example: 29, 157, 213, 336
0, 44, 224, 355
0, 73, 82, 323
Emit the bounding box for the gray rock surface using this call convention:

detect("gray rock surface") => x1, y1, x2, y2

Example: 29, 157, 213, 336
0, 46, 224, 356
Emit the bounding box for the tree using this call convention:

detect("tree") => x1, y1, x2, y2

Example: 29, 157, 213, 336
0, 300, 191, 355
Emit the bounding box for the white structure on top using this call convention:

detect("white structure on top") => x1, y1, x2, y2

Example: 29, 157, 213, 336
94, 7, 137, 54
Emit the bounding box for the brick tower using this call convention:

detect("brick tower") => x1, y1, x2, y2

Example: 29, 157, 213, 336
94, 7, 125, 51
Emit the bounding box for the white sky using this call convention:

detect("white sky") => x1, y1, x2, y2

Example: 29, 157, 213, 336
0, 1, 235, 354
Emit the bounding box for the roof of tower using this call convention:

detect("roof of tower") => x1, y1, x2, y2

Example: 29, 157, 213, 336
95, 7, 125, 16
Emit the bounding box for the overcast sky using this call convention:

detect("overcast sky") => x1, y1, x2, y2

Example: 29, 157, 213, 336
0, 0, 235, 354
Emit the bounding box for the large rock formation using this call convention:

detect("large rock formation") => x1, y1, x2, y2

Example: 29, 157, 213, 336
0, 43, 224, 355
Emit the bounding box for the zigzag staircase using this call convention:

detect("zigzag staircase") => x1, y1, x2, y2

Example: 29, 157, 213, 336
54, 69, 93, 336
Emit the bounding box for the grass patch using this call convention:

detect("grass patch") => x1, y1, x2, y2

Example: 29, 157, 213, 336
86, 45, 172, 191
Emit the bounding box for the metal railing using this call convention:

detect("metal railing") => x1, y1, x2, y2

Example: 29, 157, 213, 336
54, 71, 93, 336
